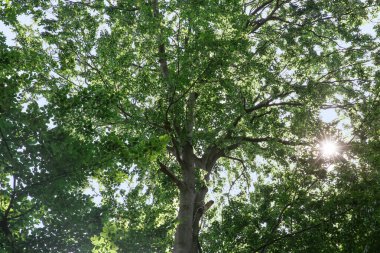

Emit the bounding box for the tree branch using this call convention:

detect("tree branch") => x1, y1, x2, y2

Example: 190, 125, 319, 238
223, 136, 308, 154
245, 91, 296, 113
247, 0, 275, 17
152, 0, 172, 91
185, 92, 199, 141
249, 0, 285, 33
253, 207, 354, 252
222, 155, 251, 201
236, 136, 309, 146
158, 161, 184, 189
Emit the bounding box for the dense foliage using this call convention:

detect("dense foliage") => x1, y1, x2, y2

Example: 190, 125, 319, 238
1, 0, 379, 252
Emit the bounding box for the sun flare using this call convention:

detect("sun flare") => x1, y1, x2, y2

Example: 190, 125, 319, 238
320, 140, 340, 158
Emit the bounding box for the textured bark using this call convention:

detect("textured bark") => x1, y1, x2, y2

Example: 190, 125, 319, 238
174, 180, 209, 253
173, 89, 210, 252
191, 187, 208, 253
173, 142, 196, 253
174, 187, 196, 253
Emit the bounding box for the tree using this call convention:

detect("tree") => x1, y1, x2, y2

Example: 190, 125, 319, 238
0, 15, 103, 253
1, 0, 379, 252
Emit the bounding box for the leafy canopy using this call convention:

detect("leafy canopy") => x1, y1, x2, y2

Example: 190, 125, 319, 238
1, 0, 380, 252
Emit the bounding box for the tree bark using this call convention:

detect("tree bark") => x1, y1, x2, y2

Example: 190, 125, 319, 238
173, 143, 196, 253
174, 180, 209, 253
173, 88, 211, 252
174, 186, 196, 253
172, 147, 222, 253
191, 187, 208, 253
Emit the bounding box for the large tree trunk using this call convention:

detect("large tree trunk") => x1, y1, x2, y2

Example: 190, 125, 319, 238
174, 187, 196, 253
174, 185, 208, 253
191, 188, 208, 253
173, 147, 217, 252
173, 145, 196, 253
172, 92, 217, 252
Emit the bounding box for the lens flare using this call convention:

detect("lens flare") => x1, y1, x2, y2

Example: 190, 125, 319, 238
320, 140, 339, 158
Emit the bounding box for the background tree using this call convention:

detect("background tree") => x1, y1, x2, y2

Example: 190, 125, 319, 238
1, 0, 379, 252
0, 16, 103, 252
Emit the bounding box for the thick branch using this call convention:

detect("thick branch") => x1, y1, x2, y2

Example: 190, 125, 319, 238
249, 0, 284, 33
239, 136, 309, 146
245, 91, 296, 113
152, 0, 170, 81
185, 92, 199, 141
223, 136, 309, 153
250, 110, 272, 123
158, 43, 170, 79
158, 161, 184, 189
247, 0, 276, 17
200, 145, 225, 173
222, 90, 298, 145
254, 101, 303, 111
